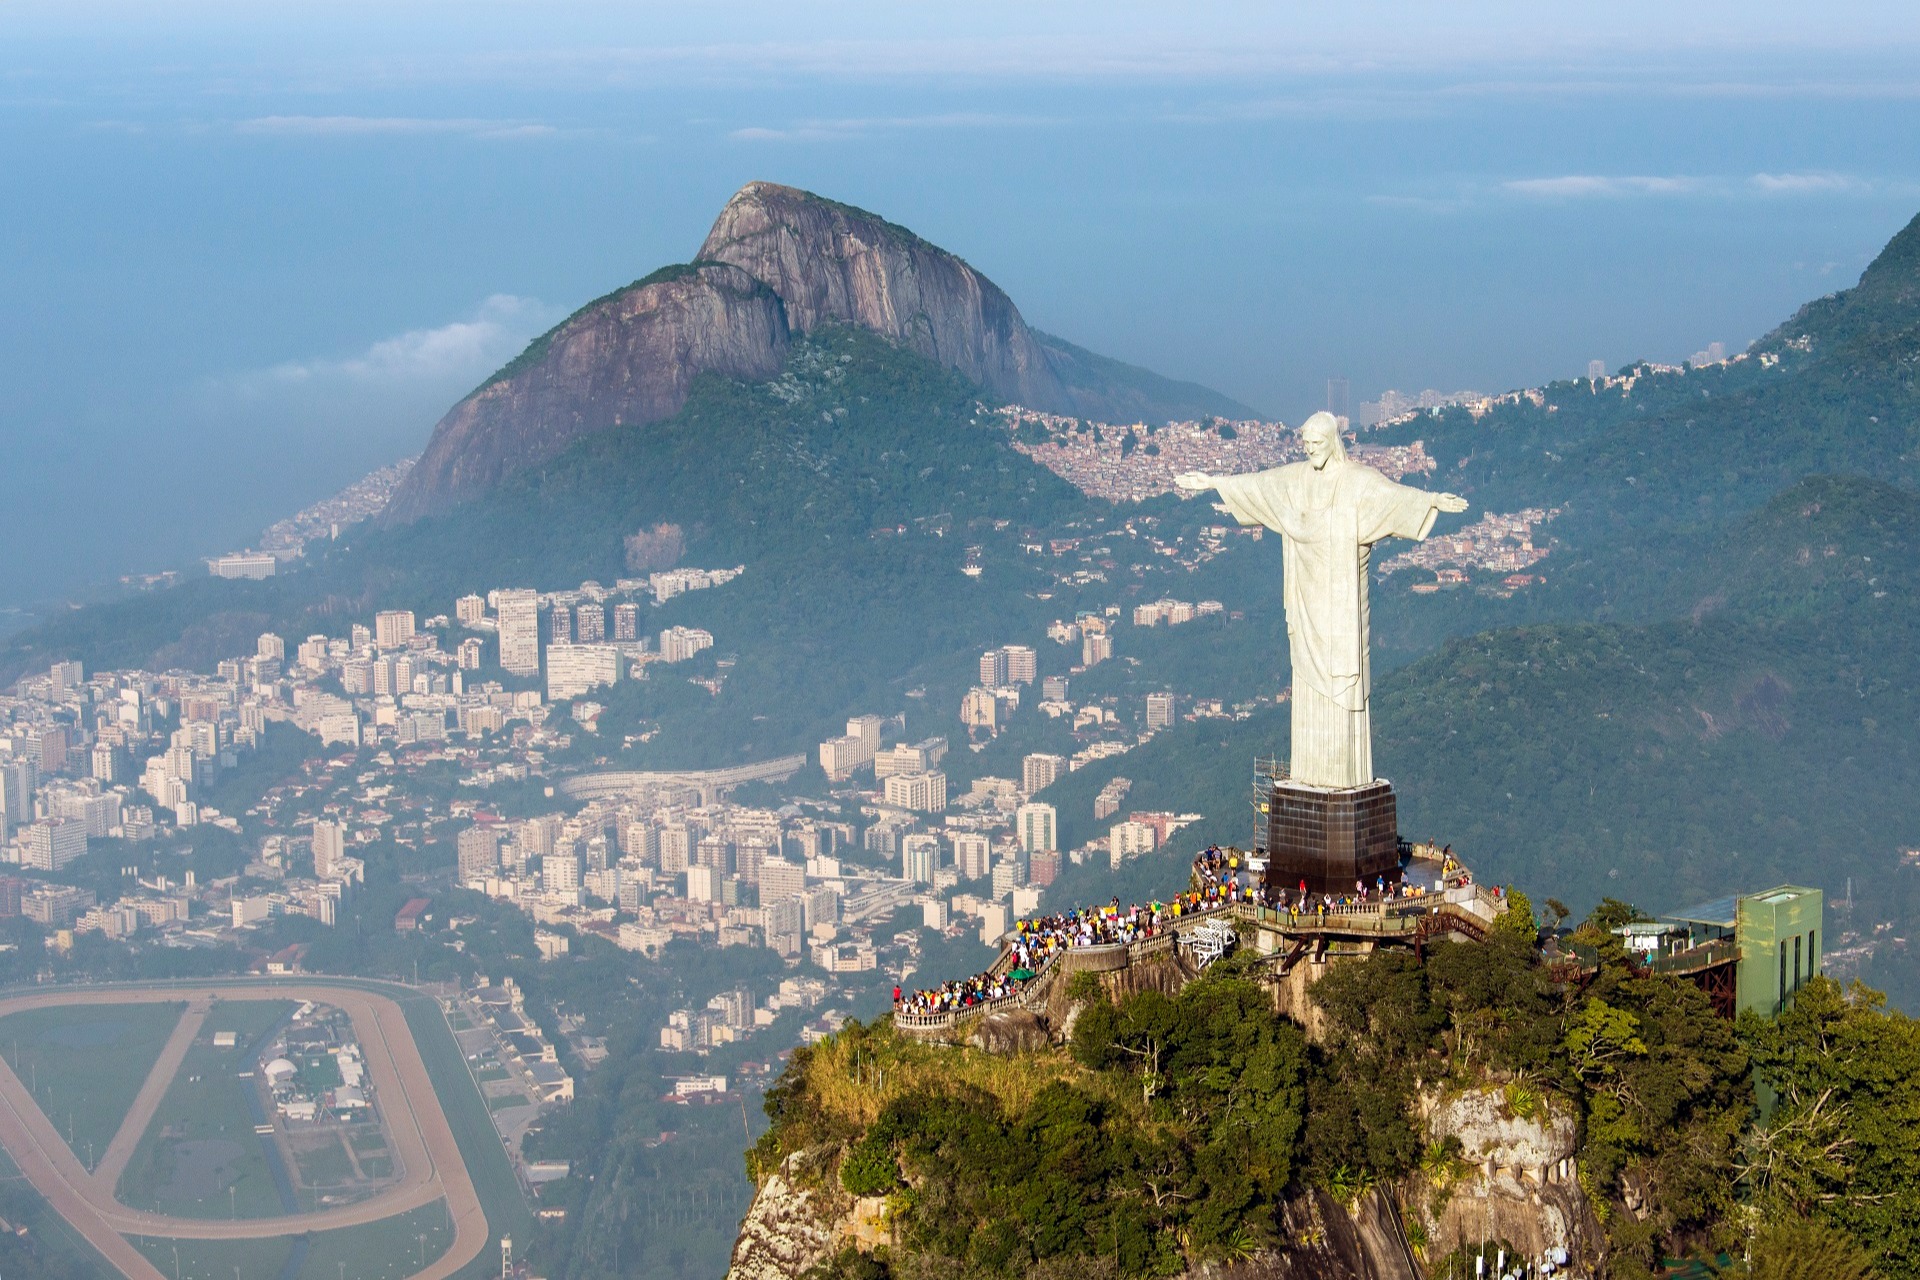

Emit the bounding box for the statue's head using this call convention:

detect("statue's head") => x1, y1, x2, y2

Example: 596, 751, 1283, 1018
1301, 411, 1348, 470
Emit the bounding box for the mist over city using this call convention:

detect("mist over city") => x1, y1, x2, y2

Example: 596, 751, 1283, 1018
5, 7, 1920, 1280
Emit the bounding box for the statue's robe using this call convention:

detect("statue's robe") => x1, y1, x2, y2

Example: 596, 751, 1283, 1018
1211, 458, 1442, 789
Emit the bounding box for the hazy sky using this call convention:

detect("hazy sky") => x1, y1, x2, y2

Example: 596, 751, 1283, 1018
6, 2, 1920, 607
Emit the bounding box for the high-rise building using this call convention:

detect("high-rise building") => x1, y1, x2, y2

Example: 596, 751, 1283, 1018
1041, 675, 1069, 702
1109, 820, 1158, 868
575, 604, 606, 643
312, 820, 346, 877
612, 603, 640, 642
622, 822, 658, 865
991, 853, 1028, 899
457, 825, 501, 880
659, 626, 714, 663
759, 858, 805, 903
455, 594, 486, 625
883, 771, 947, 813
953, 833, 991, 881
1587, 359, 1608, 380
902, 834, 940, 885
735, 838, 771, 886
1003, 645, 1036, 684
23, 818, 87, 872
256, 633, 284, 661
1145, 692, 1176, 731
496, 590, 541, 676
374, 610, 416, 650
960, 687, 1014, 733
659, 824, 692, 873
0, 757, 36, 840
1016, 803, 1057, 854
208, 553, 276, 580
979, 649, 1008, 686
686, 863, 720, 902
848, 715, 882, 756
874, 737, 948, 779
1094, 777, 1133, 821
765, 895, 804, 956
457, 637, 484, 670
35, 726, 69, 775
803, 885, 841, 931
549, 607, 573, 646
546, 645, 620, 701
545, 851, 583, 894
696, 836, 733, 873
1022, 753, 1066, 794
1028, 850, 1061, 887
1082, 633, 1113, 667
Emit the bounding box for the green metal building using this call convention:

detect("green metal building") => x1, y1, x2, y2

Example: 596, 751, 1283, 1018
1658, 884, 1824, 1018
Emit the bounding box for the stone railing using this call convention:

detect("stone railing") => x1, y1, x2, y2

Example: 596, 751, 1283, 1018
893, 920, 1190, 1036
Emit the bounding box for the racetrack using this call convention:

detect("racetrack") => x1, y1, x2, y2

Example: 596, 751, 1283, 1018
0, 983, 490, 1280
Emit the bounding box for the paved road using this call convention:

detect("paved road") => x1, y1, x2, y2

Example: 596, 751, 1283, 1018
0, 983, 489, 1280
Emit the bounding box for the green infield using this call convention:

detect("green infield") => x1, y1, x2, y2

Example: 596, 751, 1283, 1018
128, 1196, 456, 1280
117, 1000, 294, 1220
0, 1000, 186, 1173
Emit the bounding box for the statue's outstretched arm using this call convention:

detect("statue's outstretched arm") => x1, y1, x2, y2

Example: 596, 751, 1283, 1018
1174, 472, 1215, 493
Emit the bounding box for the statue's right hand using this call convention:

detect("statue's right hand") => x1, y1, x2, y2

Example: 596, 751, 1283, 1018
1173, 472, 1214, 493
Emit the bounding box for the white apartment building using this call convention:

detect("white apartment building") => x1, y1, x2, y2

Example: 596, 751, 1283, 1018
1109, 819, 1158, 868
24, 818, 87, 872
496, 589, 541, 676
658, 626, 715, 663
953, 832, 991, 881
1022, 753, 1065, 794
901, 834, 940, 885
373, 610, 416, 650
883, 771, 947, 813
547, 644, 620, 701
1016, 802, 1057, 855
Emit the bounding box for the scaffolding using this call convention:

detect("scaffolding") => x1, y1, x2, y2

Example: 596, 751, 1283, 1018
1252, 754, 1287, 853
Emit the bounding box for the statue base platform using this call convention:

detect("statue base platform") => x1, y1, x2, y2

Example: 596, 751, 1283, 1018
1264, 779, 1400, 896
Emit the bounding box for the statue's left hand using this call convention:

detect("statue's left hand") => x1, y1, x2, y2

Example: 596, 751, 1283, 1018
1435, 493, 1469, 514
1173, 472, 1215, 493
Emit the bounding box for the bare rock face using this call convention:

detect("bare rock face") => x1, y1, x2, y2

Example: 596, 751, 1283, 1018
697, 181, 1070, 412
968, 1009, 1052, 1055
726, 1152, 843, 1280
383, 262, 788, 523
1414, 1086, 1601, 1271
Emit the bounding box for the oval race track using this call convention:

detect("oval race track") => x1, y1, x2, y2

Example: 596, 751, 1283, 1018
0, 982, 489, 1280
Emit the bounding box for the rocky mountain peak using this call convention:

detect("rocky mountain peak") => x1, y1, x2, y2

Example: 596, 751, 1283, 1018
697, 181, 1070, 409
382, 181, 1252, 524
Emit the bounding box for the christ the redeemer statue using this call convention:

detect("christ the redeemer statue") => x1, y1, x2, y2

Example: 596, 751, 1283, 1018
1177, 412, 1467, 791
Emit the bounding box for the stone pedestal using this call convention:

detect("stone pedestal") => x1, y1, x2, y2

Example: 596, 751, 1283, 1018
1264, 779, 1400, 896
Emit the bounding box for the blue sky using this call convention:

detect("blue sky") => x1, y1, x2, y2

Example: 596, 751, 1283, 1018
5, 2, 1920, 607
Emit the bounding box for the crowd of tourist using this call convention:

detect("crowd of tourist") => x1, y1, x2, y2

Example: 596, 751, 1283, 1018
893, 850, 1252, 1016
893, 843, 1484, 1019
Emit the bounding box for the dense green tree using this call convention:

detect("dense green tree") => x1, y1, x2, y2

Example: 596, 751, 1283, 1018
1742, 978, 1920, 1278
